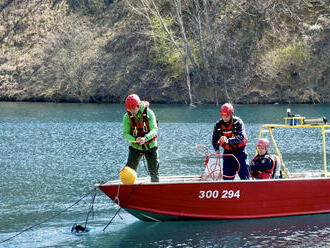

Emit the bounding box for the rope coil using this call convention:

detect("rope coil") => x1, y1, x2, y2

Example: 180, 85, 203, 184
194, 144, 241, 180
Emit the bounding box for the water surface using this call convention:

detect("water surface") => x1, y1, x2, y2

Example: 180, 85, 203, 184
1, 102, 329, 247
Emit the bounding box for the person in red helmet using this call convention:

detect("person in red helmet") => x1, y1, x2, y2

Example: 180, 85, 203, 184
212, 103, 249, 180
122, 94, 159, 182
250, 138, 278, 179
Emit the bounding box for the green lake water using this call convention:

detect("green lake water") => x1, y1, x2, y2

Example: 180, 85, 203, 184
1, 102, 330, 247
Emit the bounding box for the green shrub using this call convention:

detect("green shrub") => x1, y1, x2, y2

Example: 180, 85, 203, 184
149, 15, 182, 74
274, 44, 310, 67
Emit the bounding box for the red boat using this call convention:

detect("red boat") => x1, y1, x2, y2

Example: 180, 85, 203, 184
97, 113, 330, 221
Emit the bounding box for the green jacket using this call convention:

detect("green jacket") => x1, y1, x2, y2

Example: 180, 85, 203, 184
122, 101, 158, 150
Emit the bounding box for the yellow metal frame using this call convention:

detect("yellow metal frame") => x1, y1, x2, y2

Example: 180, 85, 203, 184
257, 123, 330, 178
284, 117, 305, 126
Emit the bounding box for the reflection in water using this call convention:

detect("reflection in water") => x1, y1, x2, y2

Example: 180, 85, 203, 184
103, 214, 330, 248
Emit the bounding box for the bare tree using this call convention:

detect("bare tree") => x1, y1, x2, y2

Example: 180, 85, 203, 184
129, 0, 196, 105
172, 0, 194, 106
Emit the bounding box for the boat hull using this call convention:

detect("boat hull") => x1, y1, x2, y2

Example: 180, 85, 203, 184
97, 177, 330, 221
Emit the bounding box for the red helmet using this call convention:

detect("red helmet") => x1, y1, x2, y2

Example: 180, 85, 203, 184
125, 94, 140, 111
257, 138, 270, 149
220, 103, 234, 117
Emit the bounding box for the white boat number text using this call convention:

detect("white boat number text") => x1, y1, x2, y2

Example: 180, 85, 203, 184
198, 190, 240, 199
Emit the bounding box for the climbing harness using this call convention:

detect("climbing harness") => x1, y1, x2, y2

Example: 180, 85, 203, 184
127, 102, 157, 145
217, 117, 248, 150
195, 144, 241, 180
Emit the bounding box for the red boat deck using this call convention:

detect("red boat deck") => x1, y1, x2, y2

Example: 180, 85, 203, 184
97, 174, 330, 221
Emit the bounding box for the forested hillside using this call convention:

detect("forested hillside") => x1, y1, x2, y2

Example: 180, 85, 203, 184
0, 0, 329, 104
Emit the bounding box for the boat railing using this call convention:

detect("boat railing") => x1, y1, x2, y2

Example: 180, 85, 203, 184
257, 116, 330, 178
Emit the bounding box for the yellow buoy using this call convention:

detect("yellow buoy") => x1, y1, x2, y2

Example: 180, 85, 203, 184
119, 166, 137, 185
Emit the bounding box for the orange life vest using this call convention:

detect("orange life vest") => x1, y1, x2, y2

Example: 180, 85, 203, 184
217, 117, 248, 150
127, 102, 156, 145
250, 154, 277, 179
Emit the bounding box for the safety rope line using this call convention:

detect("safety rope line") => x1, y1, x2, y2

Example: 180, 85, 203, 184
195, 144, 241, 180
114, 184, 121, 205
105, 184, 123, 222
83, 187, 97, 229
142, 156, 149, 176
103, 183, 141, 231
115, 185, 124, 220
219, 153, 241, 179
203, 154, 222, 180
0, 187, 96, 245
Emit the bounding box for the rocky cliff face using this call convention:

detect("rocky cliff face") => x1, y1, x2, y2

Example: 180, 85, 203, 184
0, 0, 329, 104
